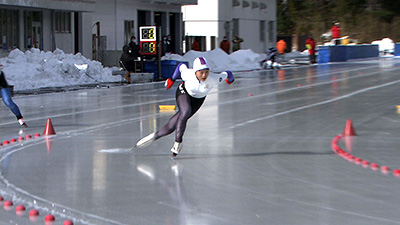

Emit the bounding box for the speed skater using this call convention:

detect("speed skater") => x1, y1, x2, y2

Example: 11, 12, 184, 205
135, 57, 234, 156
0, 65, 27, 127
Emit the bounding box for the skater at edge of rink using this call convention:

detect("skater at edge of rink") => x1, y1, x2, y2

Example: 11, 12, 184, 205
0, 65, 27, 127
135, 57, 234, 156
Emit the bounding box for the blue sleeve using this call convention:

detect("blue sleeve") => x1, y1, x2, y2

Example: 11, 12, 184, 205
171, 63, 186, 81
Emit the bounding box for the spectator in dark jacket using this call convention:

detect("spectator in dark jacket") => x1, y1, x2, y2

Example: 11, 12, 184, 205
128, 36, 140, 59
120, 45, 136, 72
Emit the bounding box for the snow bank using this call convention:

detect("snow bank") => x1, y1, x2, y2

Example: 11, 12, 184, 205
0, 47, 266, 91
162, 48, 265, 72
371, 38, 394, 53
0, 48, 119, 91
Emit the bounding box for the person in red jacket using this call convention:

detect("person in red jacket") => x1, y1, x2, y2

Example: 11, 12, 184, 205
191, 37, 200, 51
276, 39, 287, 54
331, 22, 341, 45
305, 35, 316, 64
220, 36, 230, 54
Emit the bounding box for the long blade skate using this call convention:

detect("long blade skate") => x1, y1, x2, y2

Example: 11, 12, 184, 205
135, 133, 155, 148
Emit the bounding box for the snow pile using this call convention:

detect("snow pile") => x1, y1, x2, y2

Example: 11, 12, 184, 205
371, 38, 394, 54
162, 48, 265, 72
0, 47, 266, 91
0, 48, 119, 91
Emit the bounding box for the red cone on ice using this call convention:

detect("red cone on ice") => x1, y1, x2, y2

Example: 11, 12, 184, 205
43, 118, 56, 135
343, 119, 356, 136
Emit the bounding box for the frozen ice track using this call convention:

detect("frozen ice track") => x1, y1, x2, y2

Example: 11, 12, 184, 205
0, 58, 400, 224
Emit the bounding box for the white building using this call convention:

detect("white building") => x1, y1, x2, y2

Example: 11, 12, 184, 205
0, 0, 95, 58
0, 0, 276, 65
182, 0, 276, 53
0, 0, 196, 63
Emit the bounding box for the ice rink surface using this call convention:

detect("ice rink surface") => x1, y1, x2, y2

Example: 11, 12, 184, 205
1, 58, 400, 224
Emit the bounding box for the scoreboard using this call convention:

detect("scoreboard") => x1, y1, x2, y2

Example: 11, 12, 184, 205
140, 26, 157, 55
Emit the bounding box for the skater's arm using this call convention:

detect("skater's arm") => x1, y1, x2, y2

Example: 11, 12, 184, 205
172, 63, 187, 80
165, 63, 187, 89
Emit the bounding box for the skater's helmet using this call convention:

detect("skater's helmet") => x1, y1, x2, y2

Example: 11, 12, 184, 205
193, 57, 209, 72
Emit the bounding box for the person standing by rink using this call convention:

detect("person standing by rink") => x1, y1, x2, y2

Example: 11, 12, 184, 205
232, 34, 243, 52
135, 57, 235, 156
0, 65, 27, 127
331, 22, 341, 45
305, 34, 316, 64
220, 36, 231, 54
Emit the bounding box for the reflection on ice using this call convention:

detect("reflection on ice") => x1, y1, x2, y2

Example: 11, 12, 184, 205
97, 148, 132, 153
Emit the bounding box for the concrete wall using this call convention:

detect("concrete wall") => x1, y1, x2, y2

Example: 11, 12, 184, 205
92, 0, 184, 52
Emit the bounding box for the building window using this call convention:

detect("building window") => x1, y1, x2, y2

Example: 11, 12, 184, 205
25, 11, 43, 49
233, 19, 239, 36
55, 11, 71, 33
124, 20, 135, 45
260, 3, 267, 10
243, 1, 250, 8
268, 21, 274, 42
252, 2, 259, 9
0, 9, 19, 51
211, 36, 216, 50
232, 0, 240, 7
260, 20, 265, 42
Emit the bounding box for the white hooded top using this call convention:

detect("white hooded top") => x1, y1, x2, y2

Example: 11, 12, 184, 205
179, 63, 228, 98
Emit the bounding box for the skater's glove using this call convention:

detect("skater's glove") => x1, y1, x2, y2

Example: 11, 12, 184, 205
223, 70, 234, 84
165, 78, 175, 90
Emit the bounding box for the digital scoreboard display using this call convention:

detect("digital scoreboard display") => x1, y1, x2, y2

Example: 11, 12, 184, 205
140, 26, 157, 55
140, 27, 156, 41
140, 41, 157, 55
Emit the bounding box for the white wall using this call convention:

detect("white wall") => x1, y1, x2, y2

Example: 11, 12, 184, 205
183, 0, 276, 53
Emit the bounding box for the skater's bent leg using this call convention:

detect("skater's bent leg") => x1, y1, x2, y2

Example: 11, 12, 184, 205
1, 88, 22, 119
174, 94, 193, 143
155, 112, 179, 139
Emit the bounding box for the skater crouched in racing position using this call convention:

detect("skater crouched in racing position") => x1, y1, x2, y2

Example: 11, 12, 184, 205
260, 47, 280, 69
0, 65, 27, 127
135, 57, 234, 156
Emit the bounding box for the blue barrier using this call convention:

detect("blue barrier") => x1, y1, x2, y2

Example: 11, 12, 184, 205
317, 45, 379, 63
394, 43, 400, 56
144, 60, 189, 79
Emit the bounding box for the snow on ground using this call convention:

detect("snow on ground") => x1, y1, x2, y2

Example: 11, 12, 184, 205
0, 48, 120, 91
371, 38, 394, 53
0, 37, 396, 92
163, 48, 265, 72
0, 47, 266, 91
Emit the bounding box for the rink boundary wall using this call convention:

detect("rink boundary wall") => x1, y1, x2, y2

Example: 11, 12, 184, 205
394, 43, 400, 56
317, 45, 379, 63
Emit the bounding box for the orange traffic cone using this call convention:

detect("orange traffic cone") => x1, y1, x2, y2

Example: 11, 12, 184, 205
43, 118, 56, 135
343, 119, 356, 136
